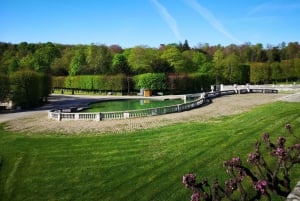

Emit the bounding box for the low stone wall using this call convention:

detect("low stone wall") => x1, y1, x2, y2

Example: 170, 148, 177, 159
48, 89, 278, 121
48, 97, 209, 121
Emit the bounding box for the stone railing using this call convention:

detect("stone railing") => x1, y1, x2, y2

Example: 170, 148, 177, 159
48, 97, 208, 121
48, 89, 278, 121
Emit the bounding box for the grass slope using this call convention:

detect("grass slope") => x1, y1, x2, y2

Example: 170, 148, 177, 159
0, 101, 299, 201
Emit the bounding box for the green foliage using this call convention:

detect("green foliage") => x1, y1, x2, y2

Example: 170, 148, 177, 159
69, 50, 86, 76
112, 53, 130, 74
1, 42, 300, 86
169, 73, 212, 93
52, 76, 66, 88
9, 70, 45, 108
0, 73, 9, 102
60, 74, 127, 91
250, 62, 270, 84
134, 73, 167, 90
161, 46, 186, 73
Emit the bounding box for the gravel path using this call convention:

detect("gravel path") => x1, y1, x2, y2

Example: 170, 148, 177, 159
3, 92, 299, 135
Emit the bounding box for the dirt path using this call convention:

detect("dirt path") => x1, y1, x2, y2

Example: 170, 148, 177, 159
3, 92, 298, 135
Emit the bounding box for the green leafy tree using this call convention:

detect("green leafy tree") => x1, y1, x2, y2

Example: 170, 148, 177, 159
34, 42, 61, 73
127, 46, 153, 74
161, 46, 186, 73
223, 53, 242, 84
112, 53, 130, 74
51, 47, 74, 76
86, 44, 112, 74
69, 50, 86, 76
212, 49, 225, 84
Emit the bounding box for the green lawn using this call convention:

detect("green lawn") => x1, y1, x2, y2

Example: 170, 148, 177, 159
0, 101, 299, 201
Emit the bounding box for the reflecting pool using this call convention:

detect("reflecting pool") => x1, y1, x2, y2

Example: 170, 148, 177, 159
83, 99, 184, 112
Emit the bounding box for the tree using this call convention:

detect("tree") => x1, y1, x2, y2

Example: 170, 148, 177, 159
161, 46, 186, 73
69, 49, 86, 76
212, 49, 225, 84
127, 46, 153, 74
34, 42, 61, 73
51, 47, 74, 76
112, 53, 130, 74
178, 40, 191, 52
223, 53, 242, 84
86, 44, 112, 74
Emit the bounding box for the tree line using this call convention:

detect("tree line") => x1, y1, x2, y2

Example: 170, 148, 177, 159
1, 41, 300, 107
1, 41, 300, 82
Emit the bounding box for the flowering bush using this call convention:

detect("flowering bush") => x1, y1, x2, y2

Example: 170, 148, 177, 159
183, 124, 300, 201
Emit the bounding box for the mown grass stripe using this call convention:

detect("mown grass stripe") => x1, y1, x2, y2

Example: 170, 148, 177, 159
0, 102, 299, 201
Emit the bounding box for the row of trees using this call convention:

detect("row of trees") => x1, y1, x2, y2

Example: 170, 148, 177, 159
1, 41, 300, 85
0, 41, 300, 108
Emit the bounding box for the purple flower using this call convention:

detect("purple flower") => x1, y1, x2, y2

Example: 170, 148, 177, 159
277, 136, 286, 146
294, 144, 300, 151
190, 192, 201, 201
247, 152, 260, 165
183, 174, 196, 188
255, 180, 267, 194
274, 147, 287, 158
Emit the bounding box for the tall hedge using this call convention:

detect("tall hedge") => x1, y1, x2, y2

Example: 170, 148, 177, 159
134, 73, 167, 91
54, 74, 127, 92
169, 73, 212, 93
0, 73, 9, 102
10, 70, 47, 108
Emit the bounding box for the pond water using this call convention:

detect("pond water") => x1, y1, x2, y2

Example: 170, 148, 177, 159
83, 98, 184, 112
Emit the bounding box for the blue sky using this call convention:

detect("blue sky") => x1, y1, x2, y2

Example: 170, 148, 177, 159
1, 0, 300, 48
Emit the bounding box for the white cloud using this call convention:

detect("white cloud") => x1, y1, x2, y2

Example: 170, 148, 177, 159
185, 0, 242, 44
248, 2, 300, 16
151, 0, 182, 41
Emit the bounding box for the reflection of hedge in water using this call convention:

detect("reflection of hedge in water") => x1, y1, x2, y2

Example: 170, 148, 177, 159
52, 73, 212, 94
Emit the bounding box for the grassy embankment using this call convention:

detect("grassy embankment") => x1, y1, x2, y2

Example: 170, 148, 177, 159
0, 101, 299, 201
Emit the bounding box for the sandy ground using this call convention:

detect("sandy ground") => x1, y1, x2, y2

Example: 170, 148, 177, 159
2, 92, 299, 135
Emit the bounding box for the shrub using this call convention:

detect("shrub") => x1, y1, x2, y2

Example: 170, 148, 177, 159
10, 70, 45, 108
183, 124, 300, 201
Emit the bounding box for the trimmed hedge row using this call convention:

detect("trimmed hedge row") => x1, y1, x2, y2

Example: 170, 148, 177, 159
52, 73, 213, 94
53, 74, 127, 91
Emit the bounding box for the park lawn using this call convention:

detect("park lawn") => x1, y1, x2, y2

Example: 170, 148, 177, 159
0, 101, 299, 201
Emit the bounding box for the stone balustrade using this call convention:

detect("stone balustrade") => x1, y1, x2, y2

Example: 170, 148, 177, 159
48, 89, 278, 121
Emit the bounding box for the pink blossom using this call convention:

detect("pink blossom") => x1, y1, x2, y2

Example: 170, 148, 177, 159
255, 180, 267, 194
182, 174, 196, 188
190, 192, 201, 201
